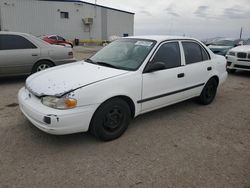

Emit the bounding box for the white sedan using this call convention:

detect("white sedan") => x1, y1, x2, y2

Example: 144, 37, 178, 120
18, 36, 228, 141
226, 45, 250, 73
0, 32, 76, 77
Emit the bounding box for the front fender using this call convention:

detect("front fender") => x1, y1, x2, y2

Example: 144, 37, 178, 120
72, 72, 142, 116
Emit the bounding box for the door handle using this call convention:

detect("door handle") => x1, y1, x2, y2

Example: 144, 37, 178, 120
207, 67, 212, 71
177, 73, 185, 78
32, 54, 38, 56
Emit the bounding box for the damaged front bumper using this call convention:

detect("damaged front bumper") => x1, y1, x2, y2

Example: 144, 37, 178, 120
18, 87, 98, 135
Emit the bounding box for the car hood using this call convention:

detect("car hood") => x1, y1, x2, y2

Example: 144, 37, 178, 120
208, 45, 232, 51
26, 61, 129, 97
230, 45, 250, 52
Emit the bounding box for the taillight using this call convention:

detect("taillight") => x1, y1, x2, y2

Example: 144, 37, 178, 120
68, 51, 73, 56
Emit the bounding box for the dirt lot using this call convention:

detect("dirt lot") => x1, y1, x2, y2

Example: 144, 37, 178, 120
0, 47, 249, 188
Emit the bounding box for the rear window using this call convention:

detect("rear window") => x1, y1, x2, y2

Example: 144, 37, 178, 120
182, 42, 209, 64
0, 35, 37, 50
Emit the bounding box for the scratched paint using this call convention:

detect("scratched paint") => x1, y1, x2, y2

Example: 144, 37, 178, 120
25, 61, 129, 97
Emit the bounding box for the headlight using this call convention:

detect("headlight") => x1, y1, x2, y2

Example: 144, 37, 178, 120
228, 51, 236, 56
41, 96, 77, 109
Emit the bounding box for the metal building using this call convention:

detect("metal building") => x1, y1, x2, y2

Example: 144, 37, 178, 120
0, 0, 134, 41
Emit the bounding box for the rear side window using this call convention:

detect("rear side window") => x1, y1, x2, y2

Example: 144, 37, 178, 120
182, 42, 209, 64
49, 36, 57, 40
152, 42, 181, 69
201, 48, 209, 61
0, 35, 37, 50
57, 36, 64, 41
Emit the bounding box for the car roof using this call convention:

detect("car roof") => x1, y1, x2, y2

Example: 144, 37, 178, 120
46, 35, 57, 37
0, 31, 33, 37
126, 35, 198, 42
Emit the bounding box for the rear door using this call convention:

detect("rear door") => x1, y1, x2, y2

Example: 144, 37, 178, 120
180, 41, 212, 98
0, 34, 40, 76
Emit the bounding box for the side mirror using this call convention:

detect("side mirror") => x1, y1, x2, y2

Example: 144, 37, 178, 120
144, 62, 166, 73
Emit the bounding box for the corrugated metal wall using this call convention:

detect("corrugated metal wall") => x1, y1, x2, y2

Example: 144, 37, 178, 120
0, 0, 134, 40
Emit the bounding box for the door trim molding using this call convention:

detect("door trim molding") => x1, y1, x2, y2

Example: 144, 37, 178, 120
137, 83, 205, 103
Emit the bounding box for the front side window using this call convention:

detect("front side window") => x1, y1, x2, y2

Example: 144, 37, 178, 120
88, 39, 156, 71
151, 42, 181, 69
0, 35, 37, 50
182, 42, 209, 64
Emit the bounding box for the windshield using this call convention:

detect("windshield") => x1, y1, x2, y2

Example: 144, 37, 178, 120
88, 39, 156, 71
245, 40, 250, 45
211, 40, 236, 46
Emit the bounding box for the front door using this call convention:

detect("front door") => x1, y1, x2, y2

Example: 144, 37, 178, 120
140, 41, 186, 112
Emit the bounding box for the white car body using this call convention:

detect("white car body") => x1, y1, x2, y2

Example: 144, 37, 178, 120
0, 32, 76, 77
18, 36, 227, 136
226, 45, 250, 72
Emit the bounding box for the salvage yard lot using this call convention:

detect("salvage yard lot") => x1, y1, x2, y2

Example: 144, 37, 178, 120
0, 47, 250, 187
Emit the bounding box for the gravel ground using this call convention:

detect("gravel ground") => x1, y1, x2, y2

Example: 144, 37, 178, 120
0, 48, 249, 188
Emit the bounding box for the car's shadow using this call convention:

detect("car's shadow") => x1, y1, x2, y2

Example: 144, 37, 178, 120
20, 98, 199, 147
230, 70, 250, 78
22, 121, 100, 146
0, 75, 27, 85
10, 70, 250, 147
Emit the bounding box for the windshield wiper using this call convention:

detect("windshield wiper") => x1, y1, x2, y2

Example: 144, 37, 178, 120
85, 58, 96, 64
85, 59, 123, 70
95, 62, 120, 69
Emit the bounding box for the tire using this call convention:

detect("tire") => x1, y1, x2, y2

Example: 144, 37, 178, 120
90, 98, 131, 141
32, 61, 54, 73
227, 68, 236, 73
198, 78, 218, 105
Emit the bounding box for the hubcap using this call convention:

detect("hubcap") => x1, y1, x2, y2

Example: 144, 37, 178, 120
37, 64, 50, 72
103, 107, 124, 132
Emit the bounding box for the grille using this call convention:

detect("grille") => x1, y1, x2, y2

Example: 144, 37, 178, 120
237, 52, 247, 58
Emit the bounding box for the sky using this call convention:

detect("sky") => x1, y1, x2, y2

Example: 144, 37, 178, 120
83, 0, 250, 39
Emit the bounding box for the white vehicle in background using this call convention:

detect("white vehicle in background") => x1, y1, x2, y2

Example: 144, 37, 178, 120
0, 32, 76, 77
226, 40, 250, 73
18, 36, 227, 141
108, 35, 121, 41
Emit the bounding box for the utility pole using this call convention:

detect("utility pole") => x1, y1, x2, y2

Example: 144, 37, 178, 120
240, 27, 243, 39
94, 0, 97, 18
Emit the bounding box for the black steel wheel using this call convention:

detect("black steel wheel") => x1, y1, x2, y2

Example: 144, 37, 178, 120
90, 98, 131, 141
198, 78, 218, 105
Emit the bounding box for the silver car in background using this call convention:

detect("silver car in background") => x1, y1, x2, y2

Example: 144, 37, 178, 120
0, 32, 76, 77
